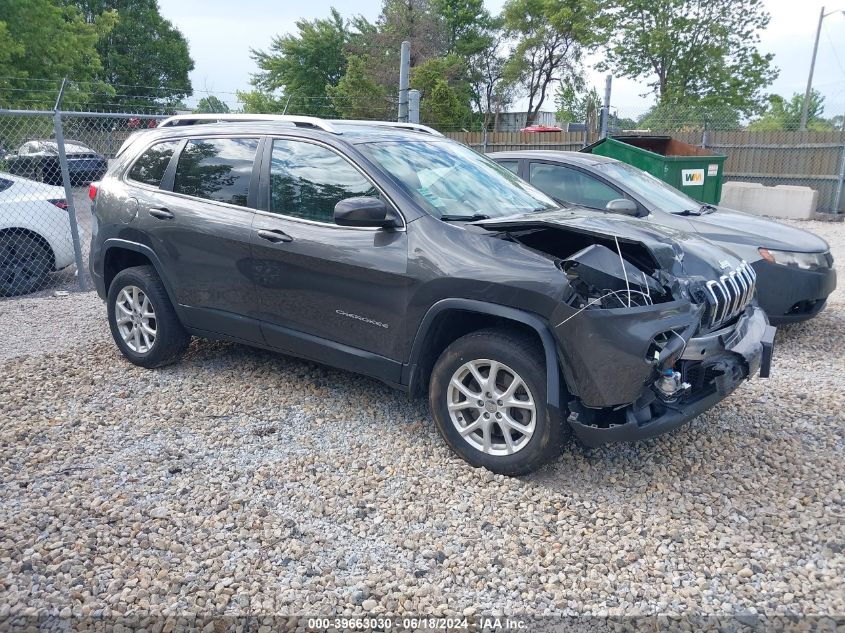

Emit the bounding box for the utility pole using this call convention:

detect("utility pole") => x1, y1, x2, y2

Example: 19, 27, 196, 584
600, 74, 612, 139
398, 41, 410, 123
800, 7, 845, 130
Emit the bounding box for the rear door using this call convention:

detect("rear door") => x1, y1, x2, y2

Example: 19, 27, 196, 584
131, 135, 264, 343
250, 137, 410, 381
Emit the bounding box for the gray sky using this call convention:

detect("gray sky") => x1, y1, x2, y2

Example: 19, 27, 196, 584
158, 0, 845, 118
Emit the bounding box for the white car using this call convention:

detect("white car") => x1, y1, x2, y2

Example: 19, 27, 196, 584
0, 172, 75, 296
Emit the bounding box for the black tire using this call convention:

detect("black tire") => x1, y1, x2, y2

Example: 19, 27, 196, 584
107, 265, 190, 368
0, 232, 53, 297
429, 327, 566, 476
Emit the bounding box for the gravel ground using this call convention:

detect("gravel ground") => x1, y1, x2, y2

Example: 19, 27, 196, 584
0, 219, 843, 622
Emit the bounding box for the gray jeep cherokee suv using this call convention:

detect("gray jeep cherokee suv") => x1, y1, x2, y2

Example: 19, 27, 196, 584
89, 116, 774, 475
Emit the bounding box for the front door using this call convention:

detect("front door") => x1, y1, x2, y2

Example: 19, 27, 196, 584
251, 138, 410, 381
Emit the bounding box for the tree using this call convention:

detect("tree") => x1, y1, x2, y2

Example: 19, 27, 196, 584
468, 19, 516, 130
0, 0, 110, 109
424, 80, 470, 129
375, 0, 446, 66
70, 0, 194, 111
433, 0, 493, 57
637, 102, 741, 131
250, 8, 349, 116
345, 0, 447, 94
327, 55, 393, 119
411, 56, 472, 128
748, 91, 834, 131
555, 79, 600, 124
502, 0, 601, 126
236, 89, 287, 114
601, 0, 777, 117
195, 96, 230, 114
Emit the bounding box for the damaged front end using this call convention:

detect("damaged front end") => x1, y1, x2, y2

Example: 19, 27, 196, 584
479, 209, 776, 447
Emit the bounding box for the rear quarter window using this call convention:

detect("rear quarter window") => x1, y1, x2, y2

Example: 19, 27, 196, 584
172, 137, 259, 207
127, 140, 180, 187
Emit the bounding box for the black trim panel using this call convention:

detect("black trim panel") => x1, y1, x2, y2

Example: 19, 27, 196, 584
261, 320, 403, 385
403, 298, 563, 409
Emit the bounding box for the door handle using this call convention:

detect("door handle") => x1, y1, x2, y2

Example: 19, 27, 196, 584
148, 207, 174, 220
257, 229, 293, 243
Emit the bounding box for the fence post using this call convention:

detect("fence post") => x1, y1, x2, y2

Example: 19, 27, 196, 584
408, 89, 420, 124
52, 79, 87, 291
834, 138, 845, 215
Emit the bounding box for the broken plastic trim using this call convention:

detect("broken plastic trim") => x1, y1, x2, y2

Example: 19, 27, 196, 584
561, 243, 670, 311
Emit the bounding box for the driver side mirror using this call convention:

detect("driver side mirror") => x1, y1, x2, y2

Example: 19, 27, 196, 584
605, 198, 641, 217
334, 197, 399, 228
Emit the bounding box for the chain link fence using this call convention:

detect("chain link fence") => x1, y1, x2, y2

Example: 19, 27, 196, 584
2, 78, 843, 299
0, 108, 168, 298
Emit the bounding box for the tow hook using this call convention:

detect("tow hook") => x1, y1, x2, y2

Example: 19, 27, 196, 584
655, 368, 691, 401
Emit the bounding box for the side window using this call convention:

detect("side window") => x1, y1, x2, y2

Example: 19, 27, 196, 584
529, 162, 621, 210
173, 137, 259, 207
0, 177, 12, 193
269, 139, 378, 223
127, 140, 180, 187
497, 160, 519, 175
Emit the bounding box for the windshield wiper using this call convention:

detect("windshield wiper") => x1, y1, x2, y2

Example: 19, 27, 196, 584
676, 209, 703, 216
699, 203, 717, 214
439, 213, 491, 221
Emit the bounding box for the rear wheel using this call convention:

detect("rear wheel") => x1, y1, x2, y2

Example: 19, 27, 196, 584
107, 266, 190, 368
0, 232, 53, 296
429, 327, 565, 476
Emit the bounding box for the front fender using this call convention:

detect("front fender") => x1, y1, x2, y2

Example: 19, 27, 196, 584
404, 298, 564, 411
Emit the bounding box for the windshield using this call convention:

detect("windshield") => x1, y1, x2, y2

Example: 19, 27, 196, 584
358, 139, 557, 219
594, 161, 702, 214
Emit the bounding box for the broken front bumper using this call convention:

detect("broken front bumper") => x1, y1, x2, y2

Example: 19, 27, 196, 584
562, 305, 775, 447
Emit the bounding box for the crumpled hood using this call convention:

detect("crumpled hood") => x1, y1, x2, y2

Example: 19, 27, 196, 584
689, 207, 830, 253
477, 207, 744, 281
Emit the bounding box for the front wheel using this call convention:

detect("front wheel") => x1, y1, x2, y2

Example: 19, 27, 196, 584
107, 265, 190, 368
429, 328, 566, 476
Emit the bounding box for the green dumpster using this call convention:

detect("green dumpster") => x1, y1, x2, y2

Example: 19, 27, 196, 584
581, 136, 727, 205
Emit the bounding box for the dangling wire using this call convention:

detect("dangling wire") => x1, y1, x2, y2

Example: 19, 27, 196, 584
614, 236, 632, 307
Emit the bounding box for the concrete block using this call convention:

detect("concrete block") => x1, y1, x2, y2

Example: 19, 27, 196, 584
720, 182, 818, 220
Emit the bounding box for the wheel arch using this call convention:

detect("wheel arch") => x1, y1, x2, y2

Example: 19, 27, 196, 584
404, 299, 566, 411
102, 239, 178, 307
0, 227, 56, 270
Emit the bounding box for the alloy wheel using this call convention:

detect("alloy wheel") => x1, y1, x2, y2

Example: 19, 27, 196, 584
446, 359, 537, 456
115, 285, 157, 353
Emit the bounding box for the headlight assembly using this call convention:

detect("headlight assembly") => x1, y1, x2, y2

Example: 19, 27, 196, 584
758, 248, 829, 270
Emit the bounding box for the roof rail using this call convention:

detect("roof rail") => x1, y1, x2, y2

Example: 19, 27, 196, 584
157, 113, 341, 134
331, 120, 444, 137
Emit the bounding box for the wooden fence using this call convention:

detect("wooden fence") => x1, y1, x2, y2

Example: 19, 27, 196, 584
446, 130, 845, 213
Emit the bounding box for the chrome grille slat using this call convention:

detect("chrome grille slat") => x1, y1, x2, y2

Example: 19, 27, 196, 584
740, 266, 754, 305
736, 268, 749, 306
727, 273, 741, 315
703, 261, 756, 330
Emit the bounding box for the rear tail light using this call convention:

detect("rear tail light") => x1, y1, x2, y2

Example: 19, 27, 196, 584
89, 181, 100, 201
48, 199, 68, 210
